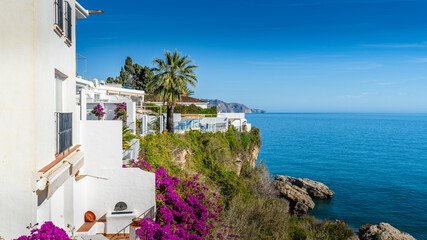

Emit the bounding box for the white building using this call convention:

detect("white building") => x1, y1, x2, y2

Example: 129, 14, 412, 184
76, 78, 142, 133
0, 1, 155, 239
218, 113, 251, 132
76, 77, 145, 108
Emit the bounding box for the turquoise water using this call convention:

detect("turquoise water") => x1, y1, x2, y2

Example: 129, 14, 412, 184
246, 113, 427, 239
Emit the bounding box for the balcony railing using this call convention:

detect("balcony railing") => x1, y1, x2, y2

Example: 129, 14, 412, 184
56, 112, 73, 155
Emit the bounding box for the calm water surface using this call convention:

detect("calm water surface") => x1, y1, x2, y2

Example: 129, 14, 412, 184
246, 113, 427, 239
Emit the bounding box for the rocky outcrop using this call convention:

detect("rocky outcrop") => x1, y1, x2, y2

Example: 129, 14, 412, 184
279, 176, 335, 199
235, 146, 259, 175
249, 146, 260, 168
235, 153, 244, 175
273, 175, 335, 215
173, 149, 190, 169
273, 175, 315, 215
359, 223, 416, 240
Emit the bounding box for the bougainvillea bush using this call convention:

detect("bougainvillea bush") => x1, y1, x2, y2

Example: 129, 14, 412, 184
91, 104, 106, 120
128, 156, 234, 240
15, 222, 71, 240
113, 102, 127, 123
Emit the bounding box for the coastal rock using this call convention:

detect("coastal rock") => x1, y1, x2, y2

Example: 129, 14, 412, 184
359, 223, 416, 240
173, 149, 190, 169
273, 175, 315, 215
235, 153, 244, 175
249, 146, 260, 168
276, 175, 334, 199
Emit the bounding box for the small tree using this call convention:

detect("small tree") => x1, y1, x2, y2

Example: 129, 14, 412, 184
106, 77, 115, 84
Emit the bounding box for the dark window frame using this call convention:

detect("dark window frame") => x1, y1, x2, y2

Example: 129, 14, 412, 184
54, 0, 64, 30
56, 112, 73, 155
65, 1, 72, 42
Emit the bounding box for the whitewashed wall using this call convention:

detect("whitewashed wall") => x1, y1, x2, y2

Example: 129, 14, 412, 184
0, 0, 80, 238
77, 121, 155, 234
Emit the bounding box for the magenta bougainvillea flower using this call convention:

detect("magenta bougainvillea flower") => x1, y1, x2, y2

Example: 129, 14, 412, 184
127, 153, 228, 239
113, 102, 127, 123
15, 222, 71, 240
91, 104, 106, 120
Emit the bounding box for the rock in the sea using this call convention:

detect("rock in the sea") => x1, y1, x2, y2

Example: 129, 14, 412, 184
277, 175, 334, 199
273, 175, 315, 215
359, 223, 416, 240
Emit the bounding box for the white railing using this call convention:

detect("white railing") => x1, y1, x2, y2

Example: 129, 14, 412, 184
122, 138, 140, 164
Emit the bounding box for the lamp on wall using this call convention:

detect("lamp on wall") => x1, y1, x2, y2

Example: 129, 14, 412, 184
88, 10, 104, 15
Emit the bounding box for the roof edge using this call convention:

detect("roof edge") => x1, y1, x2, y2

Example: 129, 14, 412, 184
75, 1, 89, 19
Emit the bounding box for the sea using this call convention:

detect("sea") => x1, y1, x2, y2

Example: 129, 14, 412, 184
245, 113, 427, 240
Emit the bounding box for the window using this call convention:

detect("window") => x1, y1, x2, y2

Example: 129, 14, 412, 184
54, 0, 64, 30
56, 112, 73, 155
65, 1, 72, 42
55, 70, 67, 112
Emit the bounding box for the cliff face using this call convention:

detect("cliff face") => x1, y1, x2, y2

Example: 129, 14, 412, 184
203, 99, 266, 113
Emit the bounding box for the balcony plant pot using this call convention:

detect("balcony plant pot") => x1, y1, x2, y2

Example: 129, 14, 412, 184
85, 211, 96, 222
131, 218, 142, 226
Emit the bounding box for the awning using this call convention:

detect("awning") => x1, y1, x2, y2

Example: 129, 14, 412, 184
36, 145, 84, 199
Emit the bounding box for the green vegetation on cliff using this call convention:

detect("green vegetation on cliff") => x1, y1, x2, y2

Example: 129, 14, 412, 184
138, 128, 354, 239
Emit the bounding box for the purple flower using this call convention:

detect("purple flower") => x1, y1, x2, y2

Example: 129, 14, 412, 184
134, 166, 226, 240
113, 102, 127, 123
91, 104, 106, 120
15, 221, 71, 240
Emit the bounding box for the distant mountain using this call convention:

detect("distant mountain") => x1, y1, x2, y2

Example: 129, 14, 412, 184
203, 99, 266, 113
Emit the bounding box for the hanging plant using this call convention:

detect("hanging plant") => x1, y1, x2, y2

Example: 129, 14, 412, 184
91, 104, 106, 120
113, 102, 127, 123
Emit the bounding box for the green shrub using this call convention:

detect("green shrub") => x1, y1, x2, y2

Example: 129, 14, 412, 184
138, 128, 355, 240
323, 221, 354, 240
290, 226, 308, 240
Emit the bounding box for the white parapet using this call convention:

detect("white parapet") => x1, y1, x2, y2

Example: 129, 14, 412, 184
76, 121, 156, 235
217, 113, 246, 119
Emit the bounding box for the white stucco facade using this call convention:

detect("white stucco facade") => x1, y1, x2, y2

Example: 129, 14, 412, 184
0, 1, 83, 238
0, 1, 155, 239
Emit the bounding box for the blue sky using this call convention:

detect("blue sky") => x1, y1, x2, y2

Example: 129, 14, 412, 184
76, 0, 427, 113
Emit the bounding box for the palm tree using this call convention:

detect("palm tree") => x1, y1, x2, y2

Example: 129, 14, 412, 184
151, 50, 198, 133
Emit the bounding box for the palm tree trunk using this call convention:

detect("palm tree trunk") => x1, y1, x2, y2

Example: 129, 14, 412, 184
166, 104, 175, 133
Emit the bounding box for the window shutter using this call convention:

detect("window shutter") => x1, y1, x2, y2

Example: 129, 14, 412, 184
66, 2, 72, 41
56, 0, 64, 30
